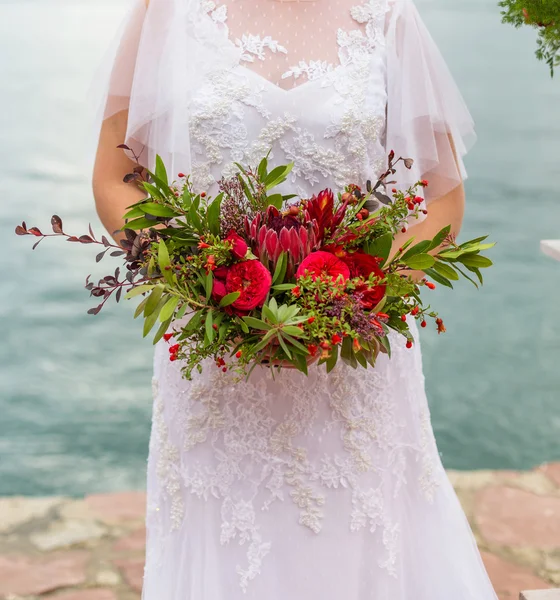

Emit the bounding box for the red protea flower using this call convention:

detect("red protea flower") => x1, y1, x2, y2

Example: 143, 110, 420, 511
244, 206, 318, 278
303, 189, 351, 243
296, 251, 350, 282
225, 230, 248, 260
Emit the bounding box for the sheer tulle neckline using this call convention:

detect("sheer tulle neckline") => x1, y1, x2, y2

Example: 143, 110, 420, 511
198, 0, 387, 90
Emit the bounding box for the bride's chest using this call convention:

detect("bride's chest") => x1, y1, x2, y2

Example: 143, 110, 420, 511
185, 0, 389, 195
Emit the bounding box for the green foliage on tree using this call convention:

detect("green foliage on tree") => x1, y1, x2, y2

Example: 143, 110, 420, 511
499, 0, 560, 76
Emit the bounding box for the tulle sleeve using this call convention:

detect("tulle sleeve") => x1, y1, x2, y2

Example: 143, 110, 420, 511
97, 0, 239, 172
385, 0, 476, 203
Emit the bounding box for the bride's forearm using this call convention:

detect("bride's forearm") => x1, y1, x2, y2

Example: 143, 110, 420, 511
93, 110, 146, 242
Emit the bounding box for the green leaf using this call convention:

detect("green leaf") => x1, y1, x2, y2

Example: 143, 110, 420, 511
206, 193, 223, 236
272, 283, 296, 291
238, 318, 250, 334
454, 264, 480, 288
176, 303, 188, 320
219, 292, 241, 307
424, 268, 453, 289
428, 225, 452, 251
141, 183, 164, 201
205, 310, 215, 343
272, 252, 287, 285
144, 285, 164, 317
355, 350, 368, 369
143, 295, 167, 337
459, 254, 493, 269
139, 202, 178, 218
243, 317, 271, 331
282, 325, 308, 337
377, 335, 391, 358
122, 217, 158, 231
267, 194, 284, 209
134, 296, 148, 319
188, 200, 204, 233
262, 303, 278, 324
122, 206, 146, 220
401, 240, 432, 261
325, 344, 339, 373
403, 253, 435, 270
204, 270, 213, 302
264, 164, 293, 189
281, 333, 309, 354
365, 232, 393, 265
125, 284, 155, 300
153, 317, 172, 345
433, 261, 460, 281
257, 155, 268, 180
155, 155, 168, 187
277, 335, 292, 359
159, 295, 180, 322
158, 240, 174, 285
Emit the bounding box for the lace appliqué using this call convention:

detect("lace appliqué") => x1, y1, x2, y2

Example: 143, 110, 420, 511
282, 60, 335, 82
236, 34, 288, 63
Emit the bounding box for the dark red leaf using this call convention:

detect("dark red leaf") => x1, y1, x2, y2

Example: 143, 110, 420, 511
102, 235, 111, 247
32, 239, 43, 250
96, 250, 107, 263
88, 223, 95, 239
51, 215, 63, 234
92, 288, 105, 297
110, 250, 125, 257
28, 227, 42, 237
15, 225, 27, 236
87, 304, 103, 315
116, 287, 123, 303
78, 235, 94, 244
67, 236, 80, 242
117, 144, 131, 150
123, 173, 140, 184
133, 166, 144, 174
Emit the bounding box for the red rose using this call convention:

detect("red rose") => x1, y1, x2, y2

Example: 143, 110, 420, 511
226, 260, 272, 313
341, 251, 384, 279
342, 251, 386, 310
226, 230, 248, 260
354, 283, 385, 310
296, 251, 350, 282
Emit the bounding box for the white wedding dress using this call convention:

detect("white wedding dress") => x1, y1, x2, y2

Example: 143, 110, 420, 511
99, 0, 497, 598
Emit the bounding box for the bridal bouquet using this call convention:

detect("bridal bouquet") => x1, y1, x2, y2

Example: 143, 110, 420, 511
16, 150, 494, 379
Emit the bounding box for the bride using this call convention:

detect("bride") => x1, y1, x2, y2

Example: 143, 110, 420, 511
93, 0, 498, 598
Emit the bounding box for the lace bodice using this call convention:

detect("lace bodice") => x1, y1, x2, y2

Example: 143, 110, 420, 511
102, 0, 475, 203
188, 0, 388, 198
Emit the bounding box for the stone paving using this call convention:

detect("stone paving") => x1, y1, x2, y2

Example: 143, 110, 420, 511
0, 463, 559, 600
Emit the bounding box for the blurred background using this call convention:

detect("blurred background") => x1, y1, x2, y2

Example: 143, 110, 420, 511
0, 0, 558, 498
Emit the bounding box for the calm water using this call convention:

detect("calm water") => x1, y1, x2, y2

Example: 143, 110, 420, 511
0, 0, 559, 497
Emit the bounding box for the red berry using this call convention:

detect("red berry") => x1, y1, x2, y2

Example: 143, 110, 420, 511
288, 205, 300, 216
421, 179, 429, 187
200, 192, 206, 198
421, 320, 427, 328
407, 202, 415, 211
222, 367, 227, 373
178, 172, 185, 178
235, 351, 242, 359
422, 209, 428, 215
392, 188, 397, 193
426, 282, 436, 290
169, 344, 180, 354
401, 314, 407, 322
401, 227, 407, 233
170, 355, 178, 362
411, 306, 419, 316
307, 316, 316, 324
406, 340, 413, 349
